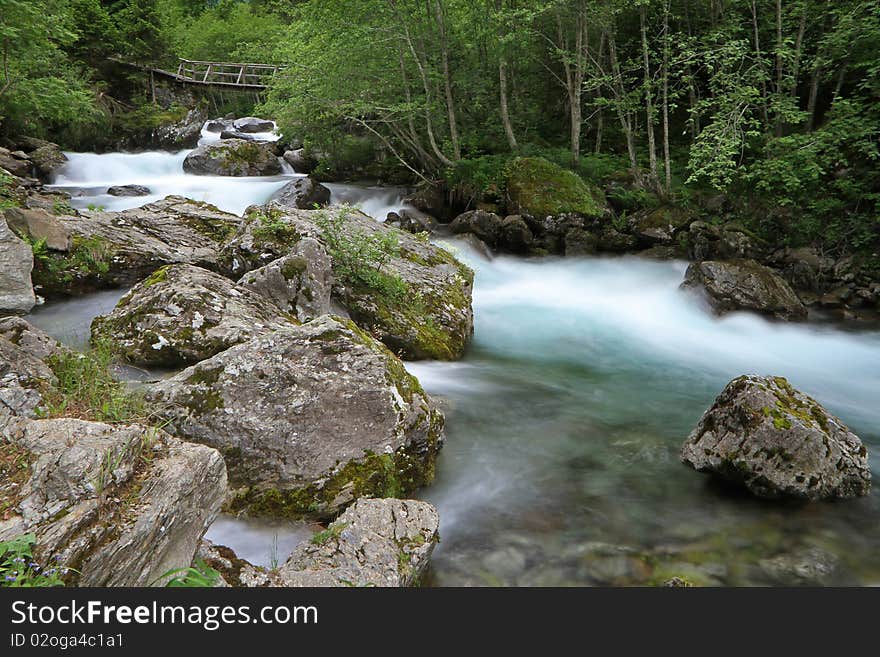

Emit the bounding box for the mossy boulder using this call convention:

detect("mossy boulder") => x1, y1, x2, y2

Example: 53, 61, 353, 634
681, 375, 871, 500
505, 157, 606, 219
183, 139, 281, 176
144, 316, 445, 518
681, 259, 808, 321
30, 196, 243, 298
91, 264, 294, 367
627, 206, 696, 246
222, 205, 475, 360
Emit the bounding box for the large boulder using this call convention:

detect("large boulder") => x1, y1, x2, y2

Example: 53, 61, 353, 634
11, 138, 67, 179
0, 218, 35, 315
450, 210, 504, 247
282, 149, 316, 174
182, 140, 281, 177
0, 148, 31, 178
681, 375, 871, 500
237, 238, 333, 322
5, 207, 72, 251
144, 316, 444, 518
30, 196, 242, 298
505, 157, 606, 219
233, 117, 275, 133
0, 417, 227, 586
155, 107, 208, 150
270, 177, 331, 209
222, 205, 474, 360
91, 264, 294, 367
681, 259, 808, 321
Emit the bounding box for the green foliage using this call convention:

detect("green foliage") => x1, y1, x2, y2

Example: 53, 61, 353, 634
1, 534, 66, 587
248, 205, 298, 242
315, 206, 408, 303
310, 521, 347, 546
159, 558, 221, 587
41, 341, 147, 423
445, 155, 509, 207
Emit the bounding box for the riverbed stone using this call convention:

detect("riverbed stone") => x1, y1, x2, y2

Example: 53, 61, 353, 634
91, 264, 294, 367
270, 177, 331, 209
277, 498, 440, 586
183, 139, 281, 176
30, 196, 243, 298
0, 417, 226, 586
680, 374, 871, 500
682, 259, 808, 320
450, 210, 504, 247
222, 204, 474, 360
144, 316, 445, 518
237, 238, 333, 322
0, 218, 35, 315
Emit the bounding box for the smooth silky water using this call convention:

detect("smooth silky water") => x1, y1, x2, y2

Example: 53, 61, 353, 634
28, 145, 880, 585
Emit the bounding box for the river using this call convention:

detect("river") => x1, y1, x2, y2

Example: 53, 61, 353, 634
31, 141, 880, 586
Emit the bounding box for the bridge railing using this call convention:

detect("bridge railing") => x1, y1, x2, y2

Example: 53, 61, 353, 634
174, 59, 284, 87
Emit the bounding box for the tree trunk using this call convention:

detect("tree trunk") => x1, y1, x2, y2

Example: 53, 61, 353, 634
432, 0, 461, 161
608, 30, 639, 177
775, 0, 784, 136
640, 5, 658, 187
499, 59, 518, 151
661, 0, 672, 195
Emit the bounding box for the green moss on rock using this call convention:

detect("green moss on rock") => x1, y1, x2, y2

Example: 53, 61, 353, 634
505, 157, 606, 218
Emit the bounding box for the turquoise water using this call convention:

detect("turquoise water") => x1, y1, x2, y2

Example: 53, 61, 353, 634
32, 150, 880, 585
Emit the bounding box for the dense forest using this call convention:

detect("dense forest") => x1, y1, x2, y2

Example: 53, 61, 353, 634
2, 0, 878, 254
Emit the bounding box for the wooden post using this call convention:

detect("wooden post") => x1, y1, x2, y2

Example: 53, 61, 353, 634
203, 64, 212, 83
236, 65, 245, 84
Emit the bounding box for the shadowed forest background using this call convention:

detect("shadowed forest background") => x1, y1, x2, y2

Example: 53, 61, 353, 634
2, 0, 878, 257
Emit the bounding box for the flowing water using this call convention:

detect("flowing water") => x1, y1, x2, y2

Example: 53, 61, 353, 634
30, 140, 880, 586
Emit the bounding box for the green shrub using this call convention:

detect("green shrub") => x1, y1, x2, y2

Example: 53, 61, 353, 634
159, 558, 221, 587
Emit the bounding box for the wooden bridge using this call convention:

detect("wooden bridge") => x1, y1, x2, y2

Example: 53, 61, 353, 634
113, 58, 285, 90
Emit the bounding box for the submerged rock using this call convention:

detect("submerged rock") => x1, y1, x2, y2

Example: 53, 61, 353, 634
182, 139, 281, 177
0, 218, 35, 315
681, 259, 808, 321
91, 264, 294, 367
0, 417, 226, 586
107, 184, 151, 197
222, 205, 474, 360
144, 316, 444, 517
237, 238, 333, 322
31, 196, 242, 298
681, 375, 871, 500
270, 177, 331, 209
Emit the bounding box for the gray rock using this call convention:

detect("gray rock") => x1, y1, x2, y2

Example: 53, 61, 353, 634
22, 140, 67, 179
32, 196, 243, 298
688, 221, 762, 261
155, 107, 207, 149
204, 119, 232, 134
220, 130, 261, 141
564, 228, 598, 256
270, 177, 331, 209
233, 117, 275, 133
144, 316, 445, 517
628, 207, 694, 246
222, 205, 474, 360
597, 227, 638, 253
5, 207, 72, 251
450, 210, 504, 247
0, 218, 35, 315
107, 184, 151, 197
91, 264, 294, 367
277, 498, 439, 587
282, 149, 316, 174
386, 209, 438, 235
681, 259, 808, 320
183, 140, 281, 177
758, 546, 839, 585
0, 319, 62, 421
681, 374, 871, 500
237, 238, 333, 322
0, 417, 226, 586
500, 215, 534, 253
0, 148, 31, 178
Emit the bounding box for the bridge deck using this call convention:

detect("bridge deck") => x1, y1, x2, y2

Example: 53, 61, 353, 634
114, 58, 284, 90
